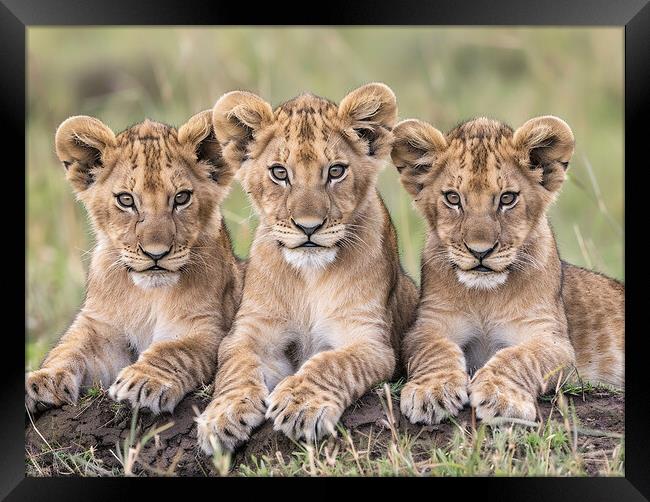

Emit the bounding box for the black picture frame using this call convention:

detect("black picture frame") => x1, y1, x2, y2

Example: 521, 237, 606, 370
6, 0, 648, 499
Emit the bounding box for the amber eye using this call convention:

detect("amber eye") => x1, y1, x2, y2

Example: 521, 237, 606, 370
270, 165, 288, 182
444, 191, 461, 206
175, 190, 192, 206
500, 192, 518, 207
328, 164, 347, 180
116, 193, 135, 208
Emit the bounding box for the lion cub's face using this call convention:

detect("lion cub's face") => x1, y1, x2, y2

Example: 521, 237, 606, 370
392, 116, 574, 290
212, 83, 397, 270
55, 112, 233, 288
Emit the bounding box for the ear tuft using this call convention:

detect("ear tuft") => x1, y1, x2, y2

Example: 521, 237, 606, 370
513, 115, 575, 192
179, 110, 231, 186
338, 83, 397, 157
212, 91, 274, 167
391, 119, 447, 198
178, 109, 212, 146
55, 115, 116, 193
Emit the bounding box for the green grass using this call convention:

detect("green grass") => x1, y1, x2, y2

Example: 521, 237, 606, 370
26, 27, 623, 371
540, 380, 624, 402
374, 378, 406, 401
32, 421, 612, 477
26, 442, 121, 477
193, 383, 215, 403
26, 382, 624, 477
233, 389, 623, 477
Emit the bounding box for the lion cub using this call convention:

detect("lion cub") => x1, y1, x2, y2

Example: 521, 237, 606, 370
197, 83, 418, 453
391, 116, 624, 424
26, 111, 243, 414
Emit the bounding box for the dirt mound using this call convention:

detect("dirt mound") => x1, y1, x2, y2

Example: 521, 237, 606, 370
25, 387, 624, 476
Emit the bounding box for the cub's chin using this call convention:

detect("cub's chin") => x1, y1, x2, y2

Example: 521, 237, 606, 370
455, 269, 509, 290
130, 270, 180, 289
282, 246, 338, 271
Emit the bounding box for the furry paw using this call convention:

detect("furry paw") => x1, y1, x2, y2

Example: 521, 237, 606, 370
265, 374, 342, 442
196, 386, 268, 454
25, 367, 81, 412
469, 366, 537, 421
400, 369, 469, 425
108, 363, 184, 414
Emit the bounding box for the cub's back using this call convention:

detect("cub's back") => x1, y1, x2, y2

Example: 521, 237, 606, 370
562, 262, 624, 387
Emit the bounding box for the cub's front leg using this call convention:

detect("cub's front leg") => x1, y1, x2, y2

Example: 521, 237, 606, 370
266, 339, 395, 442
196, 328, 274, 454
399, 322, 469, 425
469, 330, 575, 421
109, 326, 220, 414
26, 314, 130, 413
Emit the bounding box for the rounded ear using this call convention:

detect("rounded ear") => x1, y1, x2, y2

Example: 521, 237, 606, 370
178, 109, 231, 186
338, 82, 397, 157
513, 115, 575, 192
55, 115, 116, 193
391, 119, 447, 198
211, 91, 274, 166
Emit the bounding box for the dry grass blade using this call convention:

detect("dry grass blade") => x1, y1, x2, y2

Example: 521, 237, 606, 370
113, 407, 176, 476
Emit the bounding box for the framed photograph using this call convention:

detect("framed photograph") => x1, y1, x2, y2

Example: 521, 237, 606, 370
4, 0, 648, 498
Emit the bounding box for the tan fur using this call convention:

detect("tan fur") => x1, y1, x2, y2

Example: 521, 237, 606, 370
26, 112, 243, 414
392, 115, 624, 425
197, 84, 418, 453
562, 264, 624, 386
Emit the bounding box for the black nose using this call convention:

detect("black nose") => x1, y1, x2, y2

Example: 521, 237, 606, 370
465, 243, 497, 261
140, 247, 171, 261
292, 219, 324, 237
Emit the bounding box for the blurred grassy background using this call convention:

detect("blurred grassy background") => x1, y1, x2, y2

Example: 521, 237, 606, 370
26, 28, 624, 369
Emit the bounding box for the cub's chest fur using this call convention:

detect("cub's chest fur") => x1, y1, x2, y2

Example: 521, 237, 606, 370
450, 315, 524, 375
116, 296, 187, 354
282, 273, 353, 350
288, 268, 383, 334
261, 269, 384, 390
